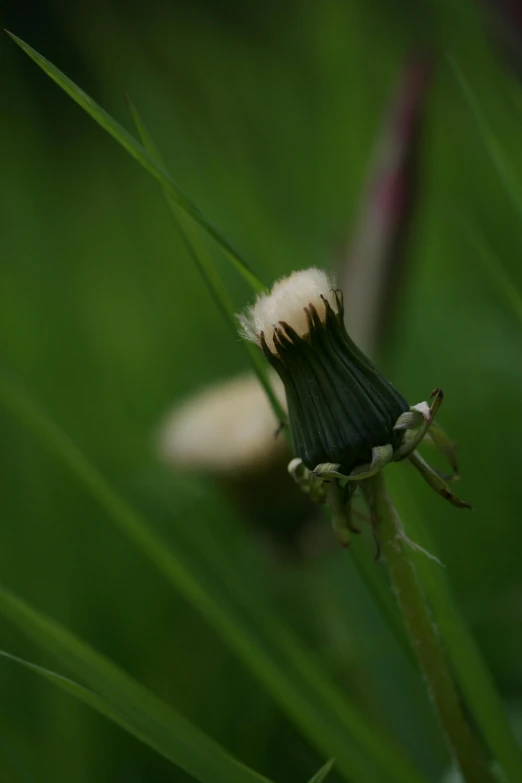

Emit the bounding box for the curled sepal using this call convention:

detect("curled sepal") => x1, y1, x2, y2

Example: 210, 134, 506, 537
394, 401, 431, 431
409, 450, 472, 509
314, 444, 394, 483
350, 443, 394, 478
312, 462, 346, 481
394, 388, 444, 460
288, 457, 326, 504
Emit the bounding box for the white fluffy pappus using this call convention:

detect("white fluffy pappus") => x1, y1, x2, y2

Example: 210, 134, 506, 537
238, 267, 339, 352
155, 371, 288, 474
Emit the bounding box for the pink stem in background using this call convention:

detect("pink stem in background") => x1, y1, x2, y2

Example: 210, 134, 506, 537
478, 0, 522, 77
482, 0, 522, 30
337, 57, 432, 358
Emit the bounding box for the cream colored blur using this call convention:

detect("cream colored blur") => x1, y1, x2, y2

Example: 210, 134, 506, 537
156, 371, 287, 474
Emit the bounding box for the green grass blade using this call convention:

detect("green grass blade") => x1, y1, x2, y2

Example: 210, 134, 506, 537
4, 31, 265, 294
0, 629, 272, 783
449, 56, 522, 223
306, 759, 335, 783
388, 471, 522, 783
0, 366, 425, 783
449, 59, 522, 331
460, 217, 522, 329
348, 537, 418, 672
124, 96, 286, 425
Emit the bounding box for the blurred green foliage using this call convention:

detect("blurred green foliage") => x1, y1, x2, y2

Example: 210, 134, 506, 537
1, 0, 522, 781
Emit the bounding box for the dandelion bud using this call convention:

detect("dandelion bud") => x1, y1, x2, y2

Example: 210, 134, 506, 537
239, 268, 409, 475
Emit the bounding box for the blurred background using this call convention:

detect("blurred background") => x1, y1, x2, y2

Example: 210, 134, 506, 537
1, 0, 522, 781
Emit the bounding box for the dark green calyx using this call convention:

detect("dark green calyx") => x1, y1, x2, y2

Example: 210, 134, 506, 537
260, 290, 409, 474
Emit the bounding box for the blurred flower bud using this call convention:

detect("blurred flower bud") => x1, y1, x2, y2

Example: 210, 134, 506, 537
156, 371, 287, 475
155, 371, 322, 557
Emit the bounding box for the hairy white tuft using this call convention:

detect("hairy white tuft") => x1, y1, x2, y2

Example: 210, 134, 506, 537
238, 268, 338, 352
155, 372, 287, 474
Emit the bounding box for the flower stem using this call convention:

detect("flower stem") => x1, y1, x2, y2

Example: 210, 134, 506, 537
370, 471, 494, 783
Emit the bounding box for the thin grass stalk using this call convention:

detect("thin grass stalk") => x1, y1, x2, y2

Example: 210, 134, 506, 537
388, 472, 522, 783
306, 758, 335, 783
370, 471, 494, 783
124, 97, 287, 427
449, 55, 522, 224
459, 216, 522, 328
5, 32, 266, 294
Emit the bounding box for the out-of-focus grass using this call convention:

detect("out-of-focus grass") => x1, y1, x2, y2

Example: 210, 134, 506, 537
1, 1, 522, 781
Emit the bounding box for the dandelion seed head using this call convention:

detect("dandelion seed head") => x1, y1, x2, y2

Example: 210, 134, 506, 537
238, 268, 339, 352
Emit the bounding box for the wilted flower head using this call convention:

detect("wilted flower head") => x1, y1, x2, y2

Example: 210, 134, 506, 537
239, 268, 409, 475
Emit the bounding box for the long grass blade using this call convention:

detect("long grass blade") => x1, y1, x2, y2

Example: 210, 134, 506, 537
124, 97, 286, 425
459, 217, 522, 329
0, 635, 272, 783
388, 471, 522, 783
4, 31, 265, 293
449, 55, 522, 223
306, 758, 335, 783
449, 60, 522, 331
0, 365, 425, 783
